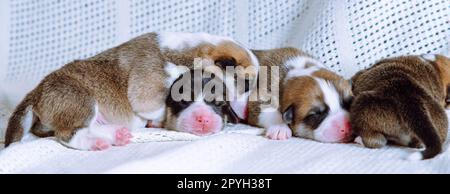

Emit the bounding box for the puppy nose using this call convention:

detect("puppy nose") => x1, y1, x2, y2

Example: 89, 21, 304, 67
339, 125, 351, 135
196, 115, 210, 125
339, 119, 353, 140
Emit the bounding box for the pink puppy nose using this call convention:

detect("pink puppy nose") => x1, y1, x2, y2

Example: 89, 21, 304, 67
339, 119, 352, 135
192, 112, 216, 134
196, 115, 210, 125
323, 117, 352, 142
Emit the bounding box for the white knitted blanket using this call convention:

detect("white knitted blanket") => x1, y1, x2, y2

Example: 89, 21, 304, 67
1, 122, 449, 174
1, 0, 449, 174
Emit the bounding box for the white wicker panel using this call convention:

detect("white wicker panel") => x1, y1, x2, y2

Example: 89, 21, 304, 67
6, 0, 118, 81
1, 0, 449, 82
298, 0, 343, 74
247, 0, 308, 49
346, 0, 450, 70
129, 0, 237, 38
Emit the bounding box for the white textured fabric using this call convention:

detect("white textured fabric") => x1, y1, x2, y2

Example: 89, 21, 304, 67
0, 0, 448, 81
1, 0, 450, 173
0, 123, 449, 174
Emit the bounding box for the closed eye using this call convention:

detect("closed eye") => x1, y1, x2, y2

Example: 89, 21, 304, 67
306, 106, 327, 117
303, 105, 329, 130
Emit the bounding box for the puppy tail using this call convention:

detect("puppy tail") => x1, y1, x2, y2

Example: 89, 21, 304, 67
402, 96, 443, 160
4, 91, 35, 147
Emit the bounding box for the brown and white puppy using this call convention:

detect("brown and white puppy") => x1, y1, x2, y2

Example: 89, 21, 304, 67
4, 32, 259, 151
350, 54, 450, 160
165, 69, 240, 135
247, 48, 353, 143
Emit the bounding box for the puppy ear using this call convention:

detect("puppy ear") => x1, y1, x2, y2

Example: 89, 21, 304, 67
215, 57, 237, 68
222, 104, 241, 124
282, 105, 295, 124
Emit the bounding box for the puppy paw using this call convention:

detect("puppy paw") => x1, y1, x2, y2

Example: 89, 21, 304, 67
90, 139, 111, 151
114, 127, 133, 146
354, 136, 364, 145
265, 125, 292, 140
146, 120, 164, 128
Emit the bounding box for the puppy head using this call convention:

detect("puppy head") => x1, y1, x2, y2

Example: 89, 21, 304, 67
433, 54, 450, 108
198, 41, 259, 120
199, 41, 259, 90
281, 69, 353, 143
212, 42, 259, 81
165, 69, 239, 136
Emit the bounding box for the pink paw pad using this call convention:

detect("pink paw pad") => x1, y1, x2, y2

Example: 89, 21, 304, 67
114, 127, 133, 146
90, 139, 110, 151
266, 126, 292, 140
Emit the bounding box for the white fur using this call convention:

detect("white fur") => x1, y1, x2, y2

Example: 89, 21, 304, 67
258, 107, 284, 128
421, 54, 437, 61
20, 106, 38, 143
407, 152, 423, 161
354, 136, 363, 145
128, 115, 147, 129
138, 106, 166, 122
285, 56, 325, 69
314, 78, 341, 112
157, 32, 233, 50
164, 62, 190, 88
258, 107, 292, 140
65, 104, 124, 150
284, 56, 324, 80
66, 124, 124, 150
286, 66, 320, 80
195, 95, 205, 102
230, 91, 250, 120
65, 128, 93, 150
242, 46, 260, 72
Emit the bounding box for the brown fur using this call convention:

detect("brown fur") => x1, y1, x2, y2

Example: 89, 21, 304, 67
5, 32, 257, 147
247, 47, 351, 133
247, 47, 303, 126
6, 60, 132, 144
280, 69, 352, 135
280, 77, 325, 125
350, 55, 450, 159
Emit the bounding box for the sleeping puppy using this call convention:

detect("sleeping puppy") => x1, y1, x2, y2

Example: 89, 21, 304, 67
4, 32, 259, 150
247, 48, 353, 143
350, 54, 450, 160
165, 69, 239, 135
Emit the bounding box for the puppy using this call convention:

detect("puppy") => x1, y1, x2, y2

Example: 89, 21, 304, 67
350, 54, 450, 160
4, 32, 259, 150
165, 69, 240, 136
247, 48, 353, 143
